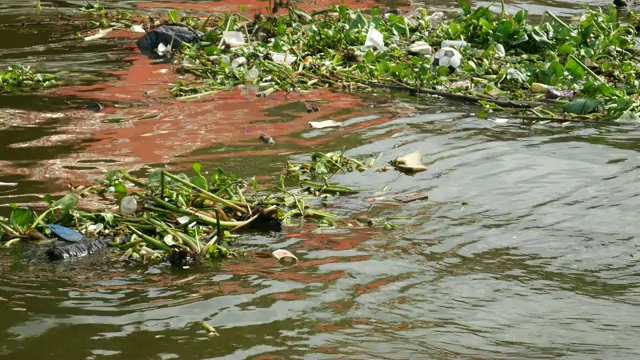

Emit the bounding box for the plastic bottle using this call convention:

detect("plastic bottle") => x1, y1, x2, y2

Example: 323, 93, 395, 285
531, 83, 554, 93
441, 40, 469, 49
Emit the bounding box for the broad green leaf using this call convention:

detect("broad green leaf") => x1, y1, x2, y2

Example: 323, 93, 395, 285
614, 111, 640, 123
112, 184, 127, 202
436, 66, 451, 76
191, 175, 208, 191
168, 10, 179, 24
565, 58, 584, 80
563, 98, 602, 115
52, 193, 79, 214
277, 23, 287, 37
558, 44, 574, 54
364, 50, 375, 64
192, 162, 202, 174
515, 9, 528, 24
10, 207, 33, 228
460, 1, 472, 16
42, 194, 53, 206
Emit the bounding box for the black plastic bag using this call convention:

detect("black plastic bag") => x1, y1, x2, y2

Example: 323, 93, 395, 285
136, 24, 204, 57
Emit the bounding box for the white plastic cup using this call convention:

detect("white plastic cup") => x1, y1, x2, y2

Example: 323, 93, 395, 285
231, 56, 247, 68
245, 67, 259, 81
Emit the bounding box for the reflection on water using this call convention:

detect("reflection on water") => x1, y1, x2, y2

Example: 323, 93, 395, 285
1, 0, 640, 359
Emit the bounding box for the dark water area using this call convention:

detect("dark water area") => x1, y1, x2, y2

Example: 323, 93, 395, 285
1, 1, 640, 359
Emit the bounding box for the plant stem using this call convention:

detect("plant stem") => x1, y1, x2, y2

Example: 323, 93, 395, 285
162, 171, 247, 213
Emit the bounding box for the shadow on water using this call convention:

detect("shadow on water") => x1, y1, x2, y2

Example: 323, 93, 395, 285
1, 0, 640, 359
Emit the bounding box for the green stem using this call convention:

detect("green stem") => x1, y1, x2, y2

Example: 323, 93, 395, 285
127, 225, 171, 252
162, 171, 247, 213
146, 196, 249, 228
147, 218, 200, 254
569, 55, 621, 98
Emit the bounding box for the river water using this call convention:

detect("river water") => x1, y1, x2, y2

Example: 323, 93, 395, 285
1, 1, 639, 359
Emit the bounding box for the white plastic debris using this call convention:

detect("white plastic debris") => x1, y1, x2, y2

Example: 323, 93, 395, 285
441, 40, 468, 49
87, 223, 104, 235
84, 28, 113, 41
130, 25, 146, 33
222, 31, 247, 47
496, 43, 506, 57
392, 151, 427, 173
176, 215, 190, 224
271, 52, 296, 65
120, 196, 138, 215
272, 249, 298, 266
408, 41, 432, 55
309, 120, 342, 129
157, 43, 171, 56
245, 67, 260, 81
364, 26, 384, 48
231, 56, 247, 68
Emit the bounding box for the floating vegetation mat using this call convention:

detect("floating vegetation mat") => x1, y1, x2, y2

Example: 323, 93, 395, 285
75, 0, 640, 122
0, 152, 399, 267
0, 64, 57, 93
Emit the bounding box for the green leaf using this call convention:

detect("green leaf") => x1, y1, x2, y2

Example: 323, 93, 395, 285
168, 10, 179, 24
10, 207, 33, 228
52, 193, 79, 214
315, 161, 328, 174
191, 175, 208, 191
42, 194, 53, 206
436, 66, 451, 76
277, 23, 287, 37
364, 50, 375, 64
460, 1, 472, 16
273, 38, 283, 52
515, 9, 528, 24
112, 184, 127, 202
192, 162, 202, 174
557, 44, 574, 54
565, 58, 584, 80
562, 98, 602, 115
614, 110, 640, 123
377, 61, 390, 73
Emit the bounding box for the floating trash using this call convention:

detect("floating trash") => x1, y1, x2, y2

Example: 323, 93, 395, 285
309, 120, 341, 129
120, 196, 138, 215
272, 249, 298, 266
364, 26, 384, 48
391, 151, 427, 173
47, 224, 83, 243
259, 133, 275, 144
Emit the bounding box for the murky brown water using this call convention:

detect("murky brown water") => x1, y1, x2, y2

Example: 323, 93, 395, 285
1, 1, 640, 359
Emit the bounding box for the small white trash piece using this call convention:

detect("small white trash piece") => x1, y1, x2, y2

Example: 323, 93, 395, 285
364, 26, 384, 49
245, 67, 260, 81
130, 25, 146, 33
120, 196, 138, 215
440, 40, 468, 49
231, 56, 247, 68
272, 249, 298, 266
222, 31, 246, 47
271, 52, 296, 65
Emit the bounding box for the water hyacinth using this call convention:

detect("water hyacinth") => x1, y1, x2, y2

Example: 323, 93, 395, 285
0, 153, 401, 267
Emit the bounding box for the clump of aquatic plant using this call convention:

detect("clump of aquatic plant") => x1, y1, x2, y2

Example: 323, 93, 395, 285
129, 0, 639, 122
0, 152, 394, 266
0, 64, 56, 93
79, 0, 138, 28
